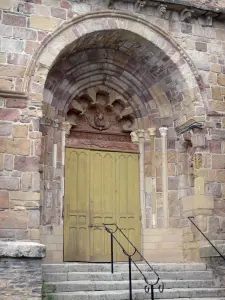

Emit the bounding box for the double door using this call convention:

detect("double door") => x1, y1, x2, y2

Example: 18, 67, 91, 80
64, 148, 140, 262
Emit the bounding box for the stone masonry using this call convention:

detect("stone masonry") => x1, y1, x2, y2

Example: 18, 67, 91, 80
0, 0, 225, 275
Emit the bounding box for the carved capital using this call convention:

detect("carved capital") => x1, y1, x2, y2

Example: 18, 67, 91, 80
136, 129, 145, 139
159, 127, 168, 137
130, 131, 138, 144
61, 121, 72, 136
147, 128, 156, 137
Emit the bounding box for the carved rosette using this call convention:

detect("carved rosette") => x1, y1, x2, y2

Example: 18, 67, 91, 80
66, 88, 138, 150
67, 89, 135, 133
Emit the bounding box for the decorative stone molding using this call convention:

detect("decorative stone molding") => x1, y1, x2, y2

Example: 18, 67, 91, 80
181, 8, 194, 23
175, 118, 204, 135
0, 89, 28, 99
0, 241, 46, 258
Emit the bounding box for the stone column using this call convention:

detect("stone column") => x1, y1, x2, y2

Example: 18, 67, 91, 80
60, 122, 71, 224
137, 130, 145, 229
147, 128, 157, 228
159, 127, 169, 228
131, 130, 145, 229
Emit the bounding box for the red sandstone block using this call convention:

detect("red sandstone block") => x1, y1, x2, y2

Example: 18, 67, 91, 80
0, 191, 9, 209
25, 40, 40, 55
14, 155, 40, 172
6, 98, 28, 108
3, 13, 27, 27
208, 140, 221, 153
60, 0, 72, 9
38, 30, 48, 41
0, 108, 20, 122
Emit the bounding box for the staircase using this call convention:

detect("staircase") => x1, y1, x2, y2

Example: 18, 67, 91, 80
42, 262, 225, 299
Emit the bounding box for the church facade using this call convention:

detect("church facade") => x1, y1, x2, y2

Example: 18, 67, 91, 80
1, 0, 225, 297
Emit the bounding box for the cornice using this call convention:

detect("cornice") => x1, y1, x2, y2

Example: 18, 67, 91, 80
0, 90, 28, 99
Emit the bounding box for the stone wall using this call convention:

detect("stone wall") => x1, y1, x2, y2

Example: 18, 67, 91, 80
0, 241, 45, 300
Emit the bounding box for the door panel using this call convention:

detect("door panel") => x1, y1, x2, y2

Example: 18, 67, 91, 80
89, 150, 116, 261
115, 153, 140, 261
64, 148, 90, 261
64, 148, 140, 262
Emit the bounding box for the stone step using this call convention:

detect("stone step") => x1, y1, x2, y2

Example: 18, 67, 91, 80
42, 263, 207, 273
44, 288, 225, 300
45, 279, 215, 293
43, 270, 213, 282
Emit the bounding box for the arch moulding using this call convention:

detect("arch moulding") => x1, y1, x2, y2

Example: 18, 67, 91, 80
24, 10, 208, 130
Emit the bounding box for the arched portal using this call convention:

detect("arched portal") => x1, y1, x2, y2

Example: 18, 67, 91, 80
26, 11, 207, 262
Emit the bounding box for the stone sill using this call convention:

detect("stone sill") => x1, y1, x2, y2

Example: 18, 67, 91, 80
200, 241, 225, 258
0, 241, 46, 258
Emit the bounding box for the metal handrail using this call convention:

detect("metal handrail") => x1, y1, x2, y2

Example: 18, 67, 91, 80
103, 223, 164, 300
188, 216, 225, 261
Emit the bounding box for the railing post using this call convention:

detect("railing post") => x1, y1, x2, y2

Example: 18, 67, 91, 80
151, 285, 154, 300
128, 255, 132, 300
110, 233, 114, 274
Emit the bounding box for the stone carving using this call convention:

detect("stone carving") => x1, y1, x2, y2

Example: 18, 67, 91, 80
134, 0, 146, 13
130, 131, 138, 143
193, 153, 203, 170
67, 90, 135, 133
204, 15, 213, 27
181, 8, 193, 23
157, 4, 167, 18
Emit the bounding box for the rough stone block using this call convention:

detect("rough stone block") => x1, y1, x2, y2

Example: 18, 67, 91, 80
3, 13, 26, 27
0, 64, 26, 77
0, 176, 19, 191
13, 27, 37, 40
12, 124, 28, 138
0, 210, 28, 229
0, 77, 14, 90
51, 7, 67, 19
212, 154, 225, 169
195, 42, 207, 52
0, 153, 3, 170
0, 191, 9, 209
28, 210, 40, 229
14, 156, 39, 172
4, 154, 14, 171
10, 191, 40, 201
25, 40, 40, 55
7, 53, 28, 66
21, 172, 32, 191
0, 108, 20, 121
182, 195, 214, 216
7, 138, 30, 155
6, 98, 28, 108
0, 241, 45, 258
29, 15, 59, 30
0, 122, 12, 136
32, 172, 40, 192
218, 74, 225, 87
0, 0, 13, 9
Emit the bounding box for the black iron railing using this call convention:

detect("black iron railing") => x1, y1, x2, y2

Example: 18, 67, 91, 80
188, 216, 225, 261
103, 223, 164, 300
